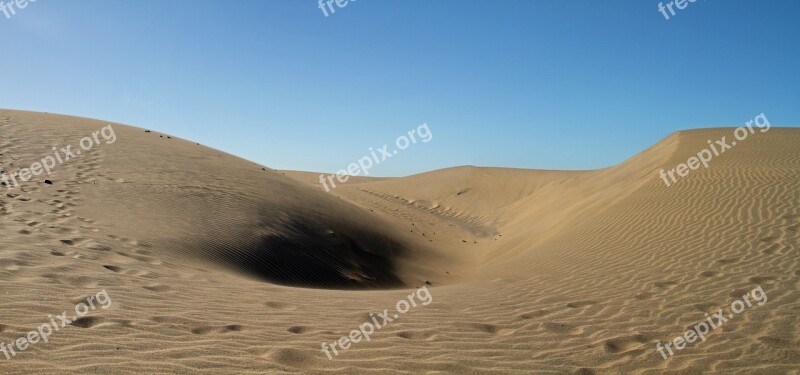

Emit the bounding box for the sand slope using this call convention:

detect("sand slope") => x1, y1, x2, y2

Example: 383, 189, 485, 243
0, 109, 797, 374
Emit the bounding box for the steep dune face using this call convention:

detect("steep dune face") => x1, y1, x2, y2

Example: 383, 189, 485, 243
327, 133, 681, 268
0, 110, 450, 289
485, 126, 799, 276
0, 109, 797, 373
339, 128, 797, 279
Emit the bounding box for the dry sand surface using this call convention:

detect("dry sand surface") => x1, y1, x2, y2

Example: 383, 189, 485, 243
0, 109, 798, 374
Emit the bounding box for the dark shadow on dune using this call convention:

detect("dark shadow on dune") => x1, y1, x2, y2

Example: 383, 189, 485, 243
201, 218, 408, 290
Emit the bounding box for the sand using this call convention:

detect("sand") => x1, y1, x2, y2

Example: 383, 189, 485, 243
0, 109, 797, 374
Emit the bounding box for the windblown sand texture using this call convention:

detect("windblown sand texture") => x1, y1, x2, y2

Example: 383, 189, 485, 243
0, 109, 798, 374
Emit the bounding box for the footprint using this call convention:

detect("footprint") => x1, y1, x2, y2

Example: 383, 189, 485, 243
60, 238, 86, 246
71, 317, 105, 329
191, 324, 243, 335
287, 326, 309, 334
143, 284, 171, 292
654, 281, 678, 289
84, 242, 112, 251
190, 326, 216, 335
520, 310, 552, 319
566, 300, 596, 308
456, 323, 500, 334
396, 330, 436, 340
103, 265, 123, 273
603, 334, 648, 354
542, 322, 583, 335
264, 348, 316, 368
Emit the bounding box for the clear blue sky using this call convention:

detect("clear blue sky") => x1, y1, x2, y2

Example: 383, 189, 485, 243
1, 0, 797, 176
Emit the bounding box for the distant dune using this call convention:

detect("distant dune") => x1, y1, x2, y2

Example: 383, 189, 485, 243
0, 109, 797, 373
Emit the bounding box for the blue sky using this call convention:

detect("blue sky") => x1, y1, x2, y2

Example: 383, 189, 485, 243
1, 0, 797, 176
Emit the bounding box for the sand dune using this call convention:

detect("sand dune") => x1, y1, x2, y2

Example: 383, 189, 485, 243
0, 109, 797, 373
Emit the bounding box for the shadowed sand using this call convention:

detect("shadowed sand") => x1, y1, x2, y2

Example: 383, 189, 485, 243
0, 109, 797, 373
